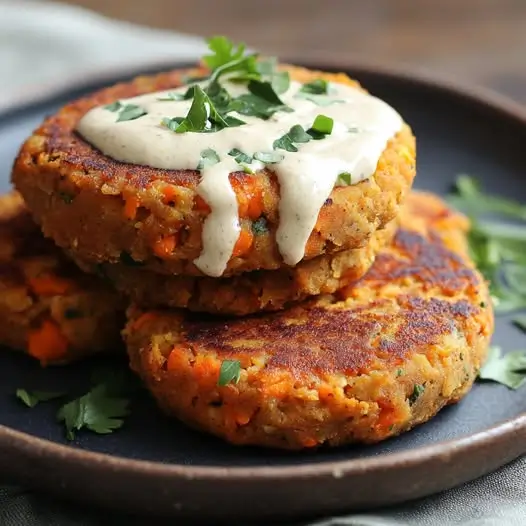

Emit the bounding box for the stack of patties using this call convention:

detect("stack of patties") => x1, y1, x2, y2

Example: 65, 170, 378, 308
8, 40, 493, 449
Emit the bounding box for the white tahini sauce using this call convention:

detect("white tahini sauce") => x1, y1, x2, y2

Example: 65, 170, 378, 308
77, 78, 403, 277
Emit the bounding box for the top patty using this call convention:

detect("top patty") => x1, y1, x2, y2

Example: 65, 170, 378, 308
0, 191, 125, 365
124, 192, 493, 449
12, 65, 416, 277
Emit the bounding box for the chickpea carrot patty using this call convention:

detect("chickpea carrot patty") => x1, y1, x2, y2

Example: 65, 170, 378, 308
124, 192, 493, 449
0, 192, 125, 366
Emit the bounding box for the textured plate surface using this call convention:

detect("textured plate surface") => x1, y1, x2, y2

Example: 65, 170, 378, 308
0, 62, 526, 522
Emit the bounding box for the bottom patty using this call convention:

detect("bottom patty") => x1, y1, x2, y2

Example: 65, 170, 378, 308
124, 192, 494, 450
0, 192, 125, 366
74, 218, 397, 316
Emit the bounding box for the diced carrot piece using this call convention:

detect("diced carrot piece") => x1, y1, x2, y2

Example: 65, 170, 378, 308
194, 195, 211, 213
28, 274, 76, 296
153, 234, 177, 258
301, 436, 318, 448
232, 178, 264, 220
162, 186, 178, 205
27, 319, 70, 364
167, 346, 188, 372
232, 229, 254, 258
124, 195, 140, 220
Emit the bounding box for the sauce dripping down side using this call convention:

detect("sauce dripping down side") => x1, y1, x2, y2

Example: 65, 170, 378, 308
77, 78, 403, 277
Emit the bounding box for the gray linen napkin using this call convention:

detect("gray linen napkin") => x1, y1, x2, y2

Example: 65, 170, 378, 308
1, 1, 524, 524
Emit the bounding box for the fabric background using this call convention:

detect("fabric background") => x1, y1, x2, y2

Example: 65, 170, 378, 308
1, 1, 524, 524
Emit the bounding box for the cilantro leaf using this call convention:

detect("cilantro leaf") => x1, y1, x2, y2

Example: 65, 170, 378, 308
228, 148, 252, 164
197, 148, 220, 170
248, 80, 288, 106
254, 151, 284, 164
300, 79, 329, 95
479, 346, 526, 389
203, 36, 247, 71
57, 384, 130, 440
105, 101, 123, 112
337, 173, 352, 185
273, 124, 311, 152
116, 104, 147, 122
218, 360, 241, 386
16, 389, 65, 408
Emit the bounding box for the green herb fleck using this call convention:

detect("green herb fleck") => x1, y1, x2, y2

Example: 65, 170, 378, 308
203, 36, 249, 71
480, 301, 486, 308
228, 148, 252, 165
254, 151, 284, 164
116, 104, 147, 122
396, 368, 404, 377
16, 389, 65, 408
63, 308, 82, 320
273, 124, 311, 152
252, 217, 268, 235
310, 114, 334, 136
479, 346, 526, 390
57, 383, 130, 440
218, 360, 241, 386
408, 384, 425, 405
300, 79, 329, 95
104, 101, 123, 112
460, 353, 464, 360
337, 173, 352, 185
157, 88, 193, 102
59, 192, 74, 204
197, 148, 220, 170
513, 315, 526, 333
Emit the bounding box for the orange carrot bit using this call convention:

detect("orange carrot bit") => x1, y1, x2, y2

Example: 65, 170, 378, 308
245, 182, 264, 220
232, 229, 254, 258
28, 274, 76, 297
194, 194, 211, 214
153, 234, 177, 258
27, 319, 70, 365
300, 436, 318, 448
123, 195, 140, 220
162, 185, 178, 205
167, 346, 189, 372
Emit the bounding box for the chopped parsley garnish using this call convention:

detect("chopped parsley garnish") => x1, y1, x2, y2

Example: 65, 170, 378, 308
448, 176, 526, 313
218, 360, 242, 386
203, 36, 249, 71
396, 368, 404, 377
254, 151, 284, 164
310, 114, 334, 135
157, 89, 193, 102
116, 104, 147, 122
300, 79, 329, 95
408, 384, 425, 405
197, 148, 220, 170
513, 315, 526, 333
337, 172, 352, 185
273, 123, 315, 152
58, 191, 74, 204
479, 346, 526, 390
228, 148, 252, 164
16, 389, 65, 408
57, 383, 130, 440
105, 101, 123, 112
252, 216, 268, 235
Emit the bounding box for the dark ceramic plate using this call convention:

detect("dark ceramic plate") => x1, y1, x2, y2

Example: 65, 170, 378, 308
1, 61, 526, 523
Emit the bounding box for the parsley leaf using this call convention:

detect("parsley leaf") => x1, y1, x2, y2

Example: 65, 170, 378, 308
254, 151, 284, 164
513, 315, 526, 333
300, 79, 329, 95
57, 384, 130, 440
16, 389, 65, 408
337, 172, 352, 185
197, 149, 220, 170
479, 346, 526, 389
218, 360, 241, 386
273, 124, 312, 152
105, 101, 123, 112
116, 104, 147, 122
203, 36, 247, 71
228, 148, 252, 164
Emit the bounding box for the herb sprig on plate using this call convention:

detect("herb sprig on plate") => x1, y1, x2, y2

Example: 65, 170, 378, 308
449, 175, 526, 389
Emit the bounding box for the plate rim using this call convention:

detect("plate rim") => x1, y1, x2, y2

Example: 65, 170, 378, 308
2, 57, 526, 483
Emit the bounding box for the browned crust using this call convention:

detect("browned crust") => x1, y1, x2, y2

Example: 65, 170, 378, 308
75, 216, 398, 316
0, 191, 125, 365
12, 66, 416, 276
124, 192, 494, 449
